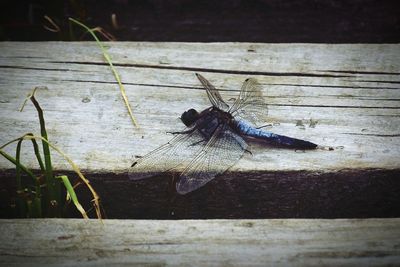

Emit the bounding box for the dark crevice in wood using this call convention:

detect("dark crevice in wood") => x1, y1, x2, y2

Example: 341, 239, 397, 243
0, 65, 84, 72
341, 133, 400, 137
360, 98, 400, 101
61, 79, 204, 91
352, 98, 400, 101
60, 79, 400, 104
356, 80, 400, 84
317, 96, 400, 101
264, 83, 400, 90
49, 61, 352, 78
269, 104, 400, 109
0, 56, 48, 59
1, 169, 399, 219
318, 70, 400, 76
61, 79, 400, 92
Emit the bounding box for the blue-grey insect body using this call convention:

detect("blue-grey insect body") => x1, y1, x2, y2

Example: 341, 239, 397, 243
234, 119, 318, 149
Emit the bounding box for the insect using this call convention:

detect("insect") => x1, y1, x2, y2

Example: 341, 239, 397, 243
129, 73, 317, 194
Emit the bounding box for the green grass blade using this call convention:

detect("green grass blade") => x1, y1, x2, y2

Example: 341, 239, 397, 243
15, 139, 26, 217
23, 135, 102, 219
1, 135, 42, 216
68, 18, 139, 128
27, 134, 44, 209
27, 133, 45, 172
15, 139, 23, 190
26, 188, 41, 218
25, 89, 61, 216
0, 149, 37, 181
57, 175, 88, 219
68, 18, 77, 41
29, 94, 54, 192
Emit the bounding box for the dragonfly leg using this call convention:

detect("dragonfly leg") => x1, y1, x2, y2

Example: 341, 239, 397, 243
255, 123, 273, 129
167, 128, 196, 135
188, 139, 207, 147
244, 148, 253, 156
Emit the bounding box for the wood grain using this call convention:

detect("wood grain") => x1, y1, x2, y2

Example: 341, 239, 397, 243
0, 42, 399, 173
0, 218, 399, 267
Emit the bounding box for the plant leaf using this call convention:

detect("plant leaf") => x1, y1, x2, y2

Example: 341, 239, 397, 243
57, 175, 88, 219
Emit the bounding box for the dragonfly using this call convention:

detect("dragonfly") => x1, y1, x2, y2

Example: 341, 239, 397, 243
129, 73, 317, 194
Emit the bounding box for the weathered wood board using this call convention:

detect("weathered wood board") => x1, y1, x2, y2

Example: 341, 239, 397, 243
0, 42, 399, 172
0, 218, 399, 267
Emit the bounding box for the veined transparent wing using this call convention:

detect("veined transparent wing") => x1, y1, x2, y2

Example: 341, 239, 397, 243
229, 78, 268, 126
128, 126, 206, 180
176, 123, 248, 194
196, 73, 229, 111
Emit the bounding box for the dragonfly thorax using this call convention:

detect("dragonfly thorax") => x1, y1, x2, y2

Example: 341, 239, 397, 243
181, 106, 234, 127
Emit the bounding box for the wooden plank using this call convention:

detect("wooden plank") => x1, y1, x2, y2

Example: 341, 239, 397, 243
0, 218, 399, 266
0, 42, 399, 173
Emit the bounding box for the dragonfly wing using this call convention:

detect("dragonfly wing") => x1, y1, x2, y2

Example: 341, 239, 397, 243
176, 123, 248, 194
129, 126, 205, 180
196, 73, 229, 111
229, 78, 268, 126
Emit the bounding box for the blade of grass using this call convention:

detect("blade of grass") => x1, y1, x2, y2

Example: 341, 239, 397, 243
3, 132, 46, 173
15, 139, 23, 190
1, 133, 43, 209
23, 135, 102, 219
21, 87, 61, 216
57, 175, 88, 219
0, 148, 37, 182
30, 92, 57, 202
15, 139, 26, 217
28, 133, 45, 172
1, 136, 43, 217
27, 134, 43, 217
26, 188, 41, 218
68, 17, 76, 40
68, 18, 139, 128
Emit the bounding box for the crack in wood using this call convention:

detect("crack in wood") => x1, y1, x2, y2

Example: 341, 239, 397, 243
0, 65, 84, 72
341, 133, 400, 137
318, 70, 400, 76
318, 96, 400, 101
60, 79, 400, 93
356, 80, 400, 84
59, 79, 400, 102
49, 60, 352, 78
0, 56, 48, 59
270, 103, 400, 109
264, 83, 400, 90
60, 79, 205, 91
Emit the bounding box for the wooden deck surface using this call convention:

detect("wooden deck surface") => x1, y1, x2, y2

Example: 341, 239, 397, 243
0, 42, 400, 218
0, 42, 399, 173
0, 218, 399, 267
0, 42, 399, 266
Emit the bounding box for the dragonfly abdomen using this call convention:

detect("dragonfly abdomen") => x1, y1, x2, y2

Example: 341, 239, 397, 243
235, 119, 317, 149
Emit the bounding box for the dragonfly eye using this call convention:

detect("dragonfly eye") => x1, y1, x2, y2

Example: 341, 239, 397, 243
181, 108, 199, 126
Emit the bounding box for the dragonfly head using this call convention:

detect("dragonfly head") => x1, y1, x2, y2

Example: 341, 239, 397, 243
181, 108, 199, 127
